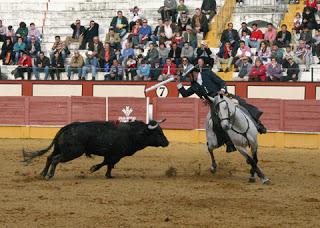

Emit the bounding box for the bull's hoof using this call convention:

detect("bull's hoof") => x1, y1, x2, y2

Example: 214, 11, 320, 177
248, 177, 256, 183
40, 171, 47, 178
89, 165, 98, 173
105, 175, 114, 179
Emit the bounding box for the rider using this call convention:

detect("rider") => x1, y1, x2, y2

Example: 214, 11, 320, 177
176, 60, 267, 152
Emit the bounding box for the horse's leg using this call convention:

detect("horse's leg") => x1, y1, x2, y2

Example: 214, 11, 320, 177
207, 142, 217, 173
90, 156, 107, 173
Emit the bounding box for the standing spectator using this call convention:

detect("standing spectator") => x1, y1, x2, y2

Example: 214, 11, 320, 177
151, 19, 163, 45
264, 23, 277, 46
139, 19, 152, 46
257, 41, 271, 65
294, 40, 313, 71
50, 36, 66, 61
80, 20, 99, 49
159, 0, 178, 23
129, 6, 144, 31
124, 55, 137, 80
238, 22, 252, 37
275, 24, 292, 48
50, 51, 64, 80
181, 42, 194, 63
201, 0, 217, 22
13, 51, 32, 80
178, 57, 194, 81
196, 40, 213, 67
6, 25, 16, 43
235, 56, 252, 81
168, 42, 182, 66
248, 23, 264, 49
220, 22, 240, 52
158, 42, 169, 65
183, 25, 197, 48
249, 58, 266, 81
27, 23, 41, 44
33, 51, 50, 80
109, 59, 124, 80
191, 8, 209, 39
136, 60, 151, 80
65, 19, 85, 49
266, 57, 283, 81
159, 57, 177, 80
216, 41, 234, 72
66, 51, 84, 80
302, 7, 317, 30
110, 11, 129, 38
88, 36, 104, 67
159, 19, 177, 43
234, 40, 252, 71
16, 22, 28, 41
26, 35, 41, 58
177, 11, 191, 32
281, 57, 300, 82
0, 20, 7, 42
105, 27, 121, 50
13, 37, 26, 64
145, 43, 159, 65
0, 38, 13, 65
82, 51, 99, 80
271, 43, 284, 64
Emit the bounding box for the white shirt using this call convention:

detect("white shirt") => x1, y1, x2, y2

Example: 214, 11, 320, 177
196, 73, 203, 85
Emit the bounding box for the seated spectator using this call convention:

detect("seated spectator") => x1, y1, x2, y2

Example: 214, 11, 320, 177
82, 51, 99, 80
88, 36, 104, 67
66, 51, 84, 80
133, 45, 144, 57
172, 31, 183, 47
151, 19, 163, 45
216, 41, 234, 72
249, 58, 266, 81
111, 11, 129, 38
178, 57, 194, 81
294, 39, 313, 71
32, 51, 50, 80
139, 19, 152, 46
264, 23, 277, 46
145, 43, 159, 65
158, 57, 177, 80
129, 6, 144, 31
234, 40, 252, 71
50, 51, 64, 80
191, 8, 209, 39
275, 24, 292, 48
103, 42, 116, 67
201, 0, 216, 22
159, 0, 178, 23
0, 20, 6, 42
80, 20, 99, 50
312, 29, 320, 63
270, 43, 284, 64
13, 51, 32, 80
238, 22, 252, 37
177, 0, 188, 15
168, 42, 182, 65
121, 42, 135, 65
105, 27, 121, 50
128, 20, 141, 47
159, 19, 177, 43
235, 56, 252, 81
240, 30, 250, 46
220, 22, 240, 52
124, 55, 137, 80
282, 45, 295, 68
136, 60, 151, 80
0, 38, 13, 65
27, 23, 41, 44
302, 7, 317, 30
158, 42, 169, 65
13, 37, 26, 64
109, 59, 124, 80
183, 25, 197, 48
177, 11, 191, 32
299, 26, 313, 45
266, 57, 283, 81
150, 60, 162, 80
257, 41, 271, 65
181, 42, 194, 63
292, 12, 303, 35
248, 23, 264, 49
6, 25, 16, 43
65, 19, 85, 49
16, 22, 28, 41
196, 40, 213, 67
26, 35, 41, 58
50, 36, 66, 61
281, 56, 300, 82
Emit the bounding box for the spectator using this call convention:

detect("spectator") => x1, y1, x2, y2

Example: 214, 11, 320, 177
302, 7, 317, 30
151, 19, 163, 45
50, 51, 64, 80
159, 19, 177, 43
82, 51, 99, 80
159, 0, 178, 23
110, 11, 129, 38
136, 60, 151, 80
109, 59, 124, 80
139, 19, 152, 46
271, 43, 284, 64
145, 43, 159, 65
168, 42, 182, 65
257, 41, 271, 65
26, 35, 41, 58
13, 51, 32, 80
32, 51, 50, 80
129, 6, 144, 31
50, 36, 66, 61
88, 36, 104, 67
196, 40, 213, 67
128, 20, 141, 47
66, 51, 84, 80
220, 22, 240, 51
27, 23, 41, 44
248, 23, 263, 49
103, 42, 116, 66
282, 45, 295, 68
150, 60, 162, 80
13, 36, 26, 64
240, 30, 250, 46
158, 42, 169, 65
299, 26, 313, 45
275, 24, 292, 48
0, 38, 13, 65
216, 41, 234, 72
312, 29, 320, 63
178, 57, 194, 81
124, 55, 137, 80
238, 22, 252, 37
65, 19, 85, 49
264, 23, 277, 46
306, 0, 317, 10
181, 42, 194, 63
80, 20, 99, 49
172, 31, 183, 47
183, 25, 197, 48
121, 42, 135, 65
249, 58, 266, 81
201, 0, 217, 22
105, 27, 121, 50
281, 56, 300, 82
294, 39, 313, 71
177, 0, 189, 15
6, 25, 15, 43
292, 12, 303, 35
159, 57, 177, 80
0, 20, 7, 42
266, 57, 283, 81
16, 22, 28, 41
235, 56, 252, 81
177, 11, 191, 32
191, 8, 209, 39
234, 40, 252, 71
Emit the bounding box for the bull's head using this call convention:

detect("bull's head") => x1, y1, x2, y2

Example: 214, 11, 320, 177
146, 119, 169, 147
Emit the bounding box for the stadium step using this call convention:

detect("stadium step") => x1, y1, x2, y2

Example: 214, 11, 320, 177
280, 1, 305, 32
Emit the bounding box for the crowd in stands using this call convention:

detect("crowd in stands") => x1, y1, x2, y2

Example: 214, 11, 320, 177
0, 0, 319, 82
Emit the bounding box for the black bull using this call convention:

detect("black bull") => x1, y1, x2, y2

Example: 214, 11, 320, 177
22, 120, 169, 179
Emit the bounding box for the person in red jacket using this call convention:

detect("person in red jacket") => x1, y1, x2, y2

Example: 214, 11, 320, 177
248, 23, 264, 49
249, 58, 266, 81
158, 57, 177, 81
306, 0, 317, 10
13, 51, 33, 80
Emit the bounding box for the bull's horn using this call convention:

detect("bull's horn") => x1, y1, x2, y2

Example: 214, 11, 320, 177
148, 123, 159, 130
156, 118, 166, 124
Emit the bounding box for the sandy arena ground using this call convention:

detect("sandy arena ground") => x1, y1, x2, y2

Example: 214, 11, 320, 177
0, 139, 319, 227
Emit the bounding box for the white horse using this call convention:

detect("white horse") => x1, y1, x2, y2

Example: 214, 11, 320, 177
206, 94, 270, 184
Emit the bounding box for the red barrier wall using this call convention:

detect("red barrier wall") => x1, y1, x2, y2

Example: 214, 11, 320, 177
0, 97, 27, 125
71, 97, 106, 122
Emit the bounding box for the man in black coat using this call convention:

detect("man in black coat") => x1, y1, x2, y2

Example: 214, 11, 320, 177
110, 11, 129, 38
80, 20, 99, 50
201, 0, 216, 22
220, 22, 240, 52
65, 19, 85, 49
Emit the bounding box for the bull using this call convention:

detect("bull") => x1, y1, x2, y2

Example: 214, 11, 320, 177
22, 119, 169, 179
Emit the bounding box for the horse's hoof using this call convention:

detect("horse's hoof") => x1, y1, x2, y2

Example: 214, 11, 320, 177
210, 166, 217, 174
262, 178, 271, 185
248, 177, 256, 183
